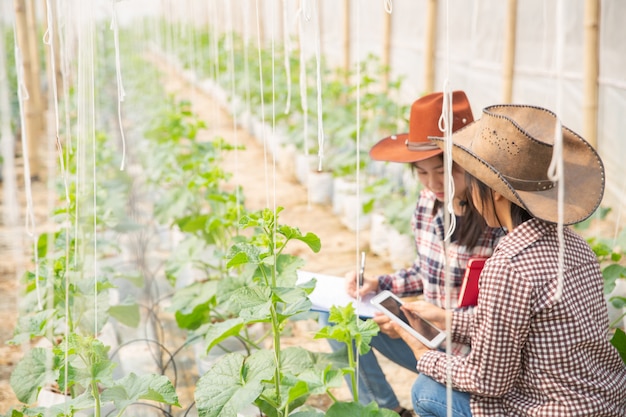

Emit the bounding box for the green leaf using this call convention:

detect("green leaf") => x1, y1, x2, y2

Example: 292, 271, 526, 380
100, 373, 180, 411
272, 287, 313, 319
231, 286, 273, 321
195, 351, 275, 417
289, 407, 326, 416
326, 401, 398, 417
10, 348, 58, 404
602, 264, 626, 294
169, 280, 218, 329
10, 310, 55, 345
610, 328, 626, 365
200, 318, 245, 353
108, 303, 140, 328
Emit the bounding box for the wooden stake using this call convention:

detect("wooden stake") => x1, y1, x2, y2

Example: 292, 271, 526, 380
583, 0, 599, 148
14, 0, 44, 180
502, 0, 518, 103
424, 0, 437, 94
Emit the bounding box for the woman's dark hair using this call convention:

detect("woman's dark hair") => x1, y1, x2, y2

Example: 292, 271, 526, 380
465, 173, 532, 230
409, 157, 489, 249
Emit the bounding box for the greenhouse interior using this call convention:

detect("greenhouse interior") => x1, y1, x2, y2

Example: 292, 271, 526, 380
1, 0, 625, 416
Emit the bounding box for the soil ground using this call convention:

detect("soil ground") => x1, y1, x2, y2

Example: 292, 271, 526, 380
0, 58, 417, 415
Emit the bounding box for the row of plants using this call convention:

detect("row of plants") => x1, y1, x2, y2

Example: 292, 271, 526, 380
157, 19, 414, 217
141, 95, 398, 416
6, 15, 404, 414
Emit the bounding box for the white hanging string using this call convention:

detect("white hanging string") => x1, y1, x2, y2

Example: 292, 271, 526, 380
45, 0, 71, 208
439, 85, 457, 242
226, 0, 241, 220
282, 0, 292, 115
110, 0, 127, 171
255, 0, 270, 208
440, 1, 454, 416
312, 0, 325, 171
270, 0, 278, 216
297, 1, 309, 162
384, 0, 393, 14
549, 0, 566, 303
0, 8, 19, 234
13, 31, 41, 310
548, 121, 565, 302
353, 0, 363, 394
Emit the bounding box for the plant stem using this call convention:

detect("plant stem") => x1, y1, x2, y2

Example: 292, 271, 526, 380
345, 343, 359, 401
270, 304, 283, 417
90, 380, 102, 417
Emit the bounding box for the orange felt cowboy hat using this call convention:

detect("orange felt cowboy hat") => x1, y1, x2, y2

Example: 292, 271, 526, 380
428, 104, 605, 225
369, 91, 474, 163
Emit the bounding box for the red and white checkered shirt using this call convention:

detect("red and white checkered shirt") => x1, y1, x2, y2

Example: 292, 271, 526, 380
418, 219, 626, 416
377, 188, 503, 356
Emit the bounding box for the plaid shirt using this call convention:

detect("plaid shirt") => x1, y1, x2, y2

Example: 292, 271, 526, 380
418, 219, 626, 416
378, 188, 502, 304
377, 189, 503, 355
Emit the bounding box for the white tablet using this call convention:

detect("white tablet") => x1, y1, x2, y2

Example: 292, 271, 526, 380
370, 290, 446, 349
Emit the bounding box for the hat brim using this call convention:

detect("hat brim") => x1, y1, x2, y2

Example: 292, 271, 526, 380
370, 133, 442, 163
429, 123, 605, 225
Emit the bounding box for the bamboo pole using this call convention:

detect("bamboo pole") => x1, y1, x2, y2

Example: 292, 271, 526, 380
343, 0, 351, 80
424, 0, 438, 94
583, 0, 599, 149
14, 0, 44, 180
501, 0, 518, 103
382, 9, 392, 91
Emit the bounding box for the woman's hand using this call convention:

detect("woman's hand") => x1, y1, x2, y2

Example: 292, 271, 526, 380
372, 312, 402, 338
390, 315, 432, 361
402, 300, 450, 330
345, 270, 378, 298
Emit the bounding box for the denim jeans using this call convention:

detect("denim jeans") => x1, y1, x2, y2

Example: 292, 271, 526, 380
318, 311, 418, 410
411, 374, 472, 417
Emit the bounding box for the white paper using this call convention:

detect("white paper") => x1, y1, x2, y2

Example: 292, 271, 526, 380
296, 270, 378, 318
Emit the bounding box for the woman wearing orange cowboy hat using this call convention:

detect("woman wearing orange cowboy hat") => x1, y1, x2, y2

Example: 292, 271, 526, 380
397, 104, 626, 416
320, 91, 503, 416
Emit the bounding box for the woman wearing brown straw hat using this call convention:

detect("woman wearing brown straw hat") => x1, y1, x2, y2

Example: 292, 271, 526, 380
396, 104, 626, 416
319, 91, 503, 416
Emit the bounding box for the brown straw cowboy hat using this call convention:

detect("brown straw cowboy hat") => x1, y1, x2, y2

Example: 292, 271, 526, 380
426, 104, 605, 225
369, 91, 473, 163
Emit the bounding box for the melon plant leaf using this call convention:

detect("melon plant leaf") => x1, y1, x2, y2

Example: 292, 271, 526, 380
101, 372, 180, 411
195, 351, 275, 417
108, 303, 140, 328
326, 401, 398, 417
10, 347, 58, 404
610, 328, 626, 365
199, 317, 245, 353
231, 286, 273, 321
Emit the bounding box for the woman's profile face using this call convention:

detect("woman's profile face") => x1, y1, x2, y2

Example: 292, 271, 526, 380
413, 156, 467, 203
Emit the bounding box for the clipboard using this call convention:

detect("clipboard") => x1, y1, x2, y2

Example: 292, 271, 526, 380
296, 270, 377, 318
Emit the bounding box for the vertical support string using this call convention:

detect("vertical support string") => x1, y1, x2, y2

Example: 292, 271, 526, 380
110, 0, 127, 171
13, 31, 40, 309
255, 0, 270, 208
353, 0, 362, 395
549, 0, 566, 303
282, 0, 292, 115
298, 0, 309, 162
440, 1, 454, 416
226, 0, 241, 221
313, 0, 325, 171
